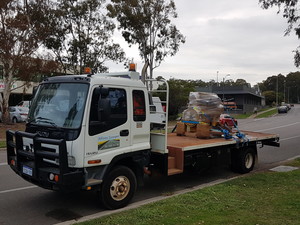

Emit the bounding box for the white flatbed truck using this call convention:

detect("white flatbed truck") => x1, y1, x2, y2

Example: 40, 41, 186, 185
6, 69, 279, 209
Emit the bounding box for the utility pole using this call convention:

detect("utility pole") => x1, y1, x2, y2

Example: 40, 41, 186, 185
276, 75, 278, 106
222, 74, 230, 103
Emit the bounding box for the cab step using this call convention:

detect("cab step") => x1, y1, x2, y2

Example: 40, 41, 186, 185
168, 168, 183, 176
86, 178, 103, 186
167, 147, 184, 176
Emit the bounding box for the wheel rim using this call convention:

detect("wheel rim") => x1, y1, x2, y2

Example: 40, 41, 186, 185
110, 176, 130, 201
245, 153, 254, 169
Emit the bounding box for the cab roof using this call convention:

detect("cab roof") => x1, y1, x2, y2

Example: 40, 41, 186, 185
42, 71, 145, 89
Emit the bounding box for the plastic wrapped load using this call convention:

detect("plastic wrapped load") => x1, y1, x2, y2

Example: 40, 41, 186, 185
182, 92, 224, 125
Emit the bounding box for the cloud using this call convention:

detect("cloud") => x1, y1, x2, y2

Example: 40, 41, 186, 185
108, 0, 299, 85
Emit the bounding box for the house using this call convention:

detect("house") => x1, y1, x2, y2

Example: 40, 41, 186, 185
196, 85, 265, 114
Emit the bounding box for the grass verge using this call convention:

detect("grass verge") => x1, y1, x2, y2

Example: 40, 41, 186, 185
255, 108, 277, 118
234, 113, 251, 119
0, 123, 26, 148
77, 159, 300, 225
0, 140, 5, 148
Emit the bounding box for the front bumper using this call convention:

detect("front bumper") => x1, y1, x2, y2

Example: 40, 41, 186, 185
6, 130, 84, 192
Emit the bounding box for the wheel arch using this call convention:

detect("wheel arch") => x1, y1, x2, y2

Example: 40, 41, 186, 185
104, 150, 151, 186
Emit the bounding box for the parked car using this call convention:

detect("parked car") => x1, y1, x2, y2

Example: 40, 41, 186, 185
149, 97, 166, 129
278, 105, 288, 113
219, 114, 237, 127
9, 106, 29, 123
16, 100, 30, 109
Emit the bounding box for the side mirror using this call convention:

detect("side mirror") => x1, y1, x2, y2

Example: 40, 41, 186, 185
32, 86, 38, 97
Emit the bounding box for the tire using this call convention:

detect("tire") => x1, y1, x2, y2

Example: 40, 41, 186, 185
238, 148, 256, 173
231, 147, 256, 174
12, 117, 18, 123
100, 166, 137, 209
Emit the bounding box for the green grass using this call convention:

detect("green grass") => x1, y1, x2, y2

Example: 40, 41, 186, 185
0, 140, 5, 148
77, 159, 300, 225
234, 113, 252, 119
255, 108, 277, 118
230, 107, 277, 119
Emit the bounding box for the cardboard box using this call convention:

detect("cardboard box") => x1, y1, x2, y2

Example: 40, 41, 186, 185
176, 122, 186, 136
196, 123, 211, 139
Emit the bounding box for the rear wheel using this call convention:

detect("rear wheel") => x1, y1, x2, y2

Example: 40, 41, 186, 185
231, 147, 256, 174
100, 166, 137, 209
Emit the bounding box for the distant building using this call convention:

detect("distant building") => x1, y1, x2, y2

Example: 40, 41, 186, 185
196, 85, 265, 114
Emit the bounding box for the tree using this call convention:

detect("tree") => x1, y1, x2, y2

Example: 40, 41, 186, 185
234, 79, 251, 87
0, 0, 59, 123
285, 71, 300, 103
107, 0, 185, 83
259, 74, 285, 93
259, 0, 300, 66
156, 78, 195, 117
42, 0, 126, 74
258, 72, 300, 104
262, 90, 277, 106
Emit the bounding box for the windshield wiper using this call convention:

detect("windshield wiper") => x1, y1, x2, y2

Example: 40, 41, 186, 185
28, 117, 58, 128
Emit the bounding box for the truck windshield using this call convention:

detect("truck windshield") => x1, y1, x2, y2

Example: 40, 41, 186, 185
28, 83, 89, 129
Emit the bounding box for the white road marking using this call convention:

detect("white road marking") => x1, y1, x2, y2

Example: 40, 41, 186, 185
257, 122, 300, 132
0, 185, 37, 194
280, 135, 300, 141
0, 163, 7, 166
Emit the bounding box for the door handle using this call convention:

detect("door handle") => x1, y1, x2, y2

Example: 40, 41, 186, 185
120, 129, 129, 136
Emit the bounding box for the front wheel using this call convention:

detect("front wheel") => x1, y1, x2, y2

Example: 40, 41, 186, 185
12, 117, 18, 123
100, 166, 137, 209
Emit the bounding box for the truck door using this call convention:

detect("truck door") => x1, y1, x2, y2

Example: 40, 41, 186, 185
84, 86, 131, 165
130, 89, 150, 148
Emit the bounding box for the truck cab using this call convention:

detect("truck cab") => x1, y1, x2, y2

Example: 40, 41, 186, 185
7, 71, 159, 209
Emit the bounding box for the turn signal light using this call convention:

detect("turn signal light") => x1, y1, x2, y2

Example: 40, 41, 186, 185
88, 159, 101, 164
10, 159, 15, 166
49, 173, 59, 182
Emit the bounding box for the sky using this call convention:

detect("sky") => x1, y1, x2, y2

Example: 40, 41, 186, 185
107, 0, 299, 86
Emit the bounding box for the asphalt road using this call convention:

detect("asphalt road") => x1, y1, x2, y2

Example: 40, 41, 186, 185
0, 105, 300, 225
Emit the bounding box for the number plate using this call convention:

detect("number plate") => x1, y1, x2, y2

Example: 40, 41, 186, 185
22, 165, 33, 176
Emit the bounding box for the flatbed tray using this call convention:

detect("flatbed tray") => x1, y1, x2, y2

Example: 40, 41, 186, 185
167, 131, 279, 151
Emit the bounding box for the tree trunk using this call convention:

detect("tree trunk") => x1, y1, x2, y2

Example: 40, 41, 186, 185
1, 70, 14, 124
141, 61, 149, 84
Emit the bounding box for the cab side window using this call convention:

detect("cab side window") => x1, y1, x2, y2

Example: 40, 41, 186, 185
133, 90, 146, 121
89, 88, 127, 136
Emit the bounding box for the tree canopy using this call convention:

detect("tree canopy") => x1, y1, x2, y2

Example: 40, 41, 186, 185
43, 0, 126, 74
258, 72, 300, 104
107, 0, 185, 82
0, 0, 60, 123
0, 0, 127, 123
